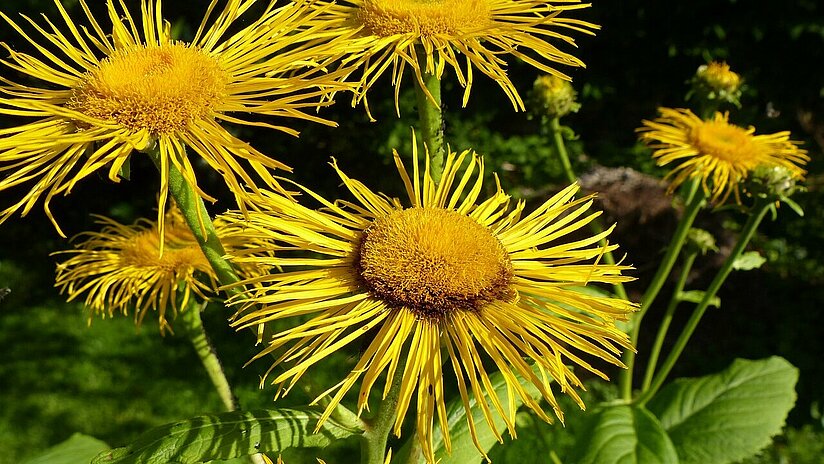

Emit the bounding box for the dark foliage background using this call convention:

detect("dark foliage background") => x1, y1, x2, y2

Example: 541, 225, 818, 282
1, 0, 823, 462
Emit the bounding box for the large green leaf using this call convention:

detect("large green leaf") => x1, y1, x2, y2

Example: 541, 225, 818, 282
92, 408, 360, 464
569, 404, 678, 464
22, 433, 109, 464
647, 356, 798, 464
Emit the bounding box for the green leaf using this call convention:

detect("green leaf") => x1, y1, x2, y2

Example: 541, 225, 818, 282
647, 357, 799, 464
22, 433, 109, 464
569, 404, 678, 464
92, 408, 360, 464
678, 290, 721, 308
732, 251, 767, 271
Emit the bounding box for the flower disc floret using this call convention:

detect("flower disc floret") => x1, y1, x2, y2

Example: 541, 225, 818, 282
53, 207, 267, 333
689, 120, 756, 164
358, 0, 492, 36
357, 207, 513, 319
70, 44, 228, 135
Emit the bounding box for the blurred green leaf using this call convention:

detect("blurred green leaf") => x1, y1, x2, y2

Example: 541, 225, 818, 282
647, 357, 798, 464
569, 404, 678, 464
92, 409, 360, 464
732, 251, 767, 271
22, 433, 109, 464
678, 290, 721, 308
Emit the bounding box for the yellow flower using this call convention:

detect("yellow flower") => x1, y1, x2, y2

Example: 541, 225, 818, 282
220, 138, 636, 462
638, 108, 809, 204
0, 0, 345, 237
302, 0, 598, 112
54, 207, 266, 333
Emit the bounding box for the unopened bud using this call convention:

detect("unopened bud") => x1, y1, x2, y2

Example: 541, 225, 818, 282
745, 164, 802, 199
688, 61, 743, 107
530, 75, 581, 119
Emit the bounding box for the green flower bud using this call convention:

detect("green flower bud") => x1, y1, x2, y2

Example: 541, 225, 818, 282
745, 164, 803, 200
687, 61, 744, 108
530, 75, 581, 119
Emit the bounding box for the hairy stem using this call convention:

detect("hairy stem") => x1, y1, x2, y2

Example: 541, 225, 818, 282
147, 147, 363, 430
146, 149, 242, 295
181, 300, 240, 411
413, 64, 444, 183
361, 361, 405, 464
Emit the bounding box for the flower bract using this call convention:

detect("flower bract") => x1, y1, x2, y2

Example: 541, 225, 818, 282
220, 138, 636, 462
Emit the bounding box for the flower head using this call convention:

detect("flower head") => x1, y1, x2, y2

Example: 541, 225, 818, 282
0, 0, 345, 237
302, 0, 598, 112
54, 207, 266, 333
638, 108, 809, 204
220, 138, 636, 462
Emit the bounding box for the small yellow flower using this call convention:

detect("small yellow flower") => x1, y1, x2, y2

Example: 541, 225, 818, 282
0, 0, 345, 237
54, 207, 265, 333
638, 108, 809, 204
220, 137, 636, 462
301, 0, 598, 112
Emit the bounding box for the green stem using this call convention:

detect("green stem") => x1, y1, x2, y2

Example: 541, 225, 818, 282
640, 251, 698, 391
179, 298, 267, 464
619, 177, 704, 400
413, 63, 444, 184
548, 117, 628, 301
181, 300, 239, 411
146, 148, 242, 296
361, 361, 405, 464
636, 199, 772, 405
146, 146, 363, 430
549, 117, 577, 185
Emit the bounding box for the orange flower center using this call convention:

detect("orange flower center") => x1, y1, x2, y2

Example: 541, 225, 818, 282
69, 43, 228, 135
357, 0, 492, 37
690, 120, 759, 165
356, 207, 513, 319
121, 229, 208, 272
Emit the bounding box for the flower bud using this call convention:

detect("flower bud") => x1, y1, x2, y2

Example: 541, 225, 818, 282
688, 61, 743, 107
745, 164, 803, 199
530, 75, 581, 119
